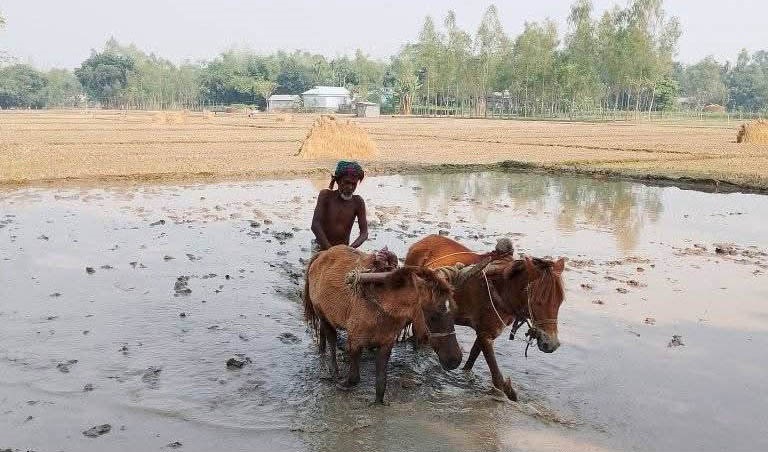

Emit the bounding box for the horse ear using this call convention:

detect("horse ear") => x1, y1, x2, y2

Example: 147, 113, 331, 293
524, 256, 540, 280
553, 257, 565, 275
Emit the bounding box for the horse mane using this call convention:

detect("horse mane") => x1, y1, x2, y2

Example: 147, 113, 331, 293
503, 257, 565, 305
384, 266, 454, 300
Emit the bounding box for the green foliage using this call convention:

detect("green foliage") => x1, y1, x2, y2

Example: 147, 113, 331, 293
1, 1, 767, 115
0, 64, 48, 108
680, 56, 726, 108
654, 77, 678, 111
75, 51, 135, 108
725, 49, 768, 113
41, 69, 83, 107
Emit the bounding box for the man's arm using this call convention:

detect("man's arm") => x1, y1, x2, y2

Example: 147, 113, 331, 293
311, 191, 332, 250
349, 196, 369, 248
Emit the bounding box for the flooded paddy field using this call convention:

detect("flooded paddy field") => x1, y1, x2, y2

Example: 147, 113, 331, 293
1, 172, 767, 452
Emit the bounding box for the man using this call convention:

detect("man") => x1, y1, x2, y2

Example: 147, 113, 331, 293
311, 161, 368, 252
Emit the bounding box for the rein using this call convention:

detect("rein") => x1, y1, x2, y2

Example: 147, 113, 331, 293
479, 273, 558, 357
522, 281, 559, 357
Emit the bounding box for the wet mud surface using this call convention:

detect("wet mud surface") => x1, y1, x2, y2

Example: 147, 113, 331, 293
1, 172, 767, 451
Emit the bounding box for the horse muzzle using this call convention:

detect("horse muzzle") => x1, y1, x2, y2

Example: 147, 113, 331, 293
431, 335, 463, 370
536, 332, 560, 353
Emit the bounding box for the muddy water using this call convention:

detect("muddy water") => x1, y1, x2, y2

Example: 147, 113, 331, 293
1, 172, 767, 452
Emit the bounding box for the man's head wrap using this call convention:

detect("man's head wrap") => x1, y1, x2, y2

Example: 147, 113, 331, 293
329, 161, 364, 189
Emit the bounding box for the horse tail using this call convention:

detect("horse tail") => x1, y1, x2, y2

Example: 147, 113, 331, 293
303, 251, 325, 339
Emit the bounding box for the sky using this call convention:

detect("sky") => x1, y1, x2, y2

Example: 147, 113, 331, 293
1, 0, 765, 69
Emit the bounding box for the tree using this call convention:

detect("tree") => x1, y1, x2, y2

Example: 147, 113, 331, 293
726, 49, 768, 112
0, 65, 48, 108
563, 0, 601, 112
415, 15, 443, 114
653, 76, 678, 111
475, 5, 507, 116
42, 69, 83, 107
682, 56, 727, 109
75, 51, 135, 108
391, 46, 419, 115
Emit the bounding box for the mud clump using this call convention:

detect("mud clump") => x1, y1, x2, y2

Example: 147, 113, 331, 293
668, 335, 685, 347
83, 424, 111, 438
56, 359, 78, 373
226, 354, 251, 369
174, 276, 192, 296
142, 366, 162, 387
277, 332, 301, 344
272, 231, 294, 243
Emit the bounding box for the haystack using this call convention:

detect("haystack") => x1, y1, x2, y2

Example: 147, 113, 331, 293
736, 120, 768, 144
152, 111, 187, 125
702, 104, 726, 113
297, 115, 377, 160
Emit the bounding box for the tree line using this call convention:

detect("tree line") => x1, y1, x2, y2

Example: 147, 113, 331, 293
1, 0, 767, 115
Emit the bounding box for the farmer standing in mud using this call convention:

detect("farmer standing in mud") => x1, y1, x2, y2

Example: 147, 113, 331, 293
311, 161, 368, 252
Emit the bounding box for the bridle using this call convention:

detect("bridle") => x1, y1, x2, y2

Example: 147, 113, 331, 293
481, 270, 559, 355
422, 297, 457, 340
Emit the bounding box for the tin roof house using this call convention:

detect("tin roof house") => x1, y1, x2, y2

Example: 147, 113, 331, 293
267, 94, 301, 112
301, 86, 351, 112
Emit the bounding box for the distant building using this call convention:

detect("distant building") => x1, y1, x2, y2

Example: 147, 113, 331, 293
356, 102, 380, 118
267, 94, 301, 112
301, 86, 351, 112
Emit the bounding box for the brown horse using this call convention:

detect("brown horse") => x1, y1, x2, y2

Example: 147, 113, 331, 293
406, 235, 565, 401
305, 245, 469, 404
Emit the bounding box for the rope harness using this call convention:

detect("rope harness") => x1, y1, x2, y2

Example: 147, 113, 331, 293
424, 251, 478, 268
479, 270, 559, 358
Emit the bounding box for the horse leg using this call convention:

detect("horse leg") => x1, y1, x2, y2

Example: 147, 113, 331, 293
338, 341, 361, 389
323, 321, 339, 379
462, 337, 482, 371
478, 336, 518, 401
319, 319, 339, 380
318, 323, 327, 354
373, 344, 393, 405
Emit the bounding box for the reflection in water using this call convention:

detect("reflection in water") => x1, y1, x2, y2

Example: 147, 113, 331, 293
403, 172, 663, 252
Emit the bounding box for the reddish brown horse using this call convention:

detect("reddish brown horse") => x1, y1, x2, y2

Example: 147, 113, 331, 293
406, 235, 565, 400
304, 245, 465, 404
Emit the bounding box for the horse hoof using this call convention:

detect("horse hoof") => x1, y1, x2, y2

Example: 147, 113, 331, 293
336, 380, 358, 391
368, 400, 390, 407
504, 384, 518, 401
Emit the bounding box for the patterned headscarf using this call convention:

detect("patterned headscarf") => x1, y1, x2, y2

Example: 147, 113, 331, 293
334, 161, 365, 181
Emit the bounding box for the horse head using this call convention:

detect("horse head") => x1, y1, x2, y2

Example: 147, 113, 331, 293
521, 256, 566, 353
347, 267, 463, 370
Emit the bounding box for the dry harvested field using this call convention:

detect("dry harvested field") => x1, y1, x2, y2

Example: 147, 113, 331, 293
1, 109, 767, 190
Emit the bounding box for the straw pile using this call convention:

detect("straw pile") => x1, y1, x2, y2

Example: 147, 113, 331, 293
736, 120, 768, 144
702, 104, 726, 113
297, 115, 377, 160
153, 111, 187, 125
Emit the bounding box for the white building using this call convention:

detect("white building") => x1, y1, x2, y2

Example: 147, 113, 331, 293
356, 102, 380, 118
301, 86, 351, 112
267, 94, 301, 112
